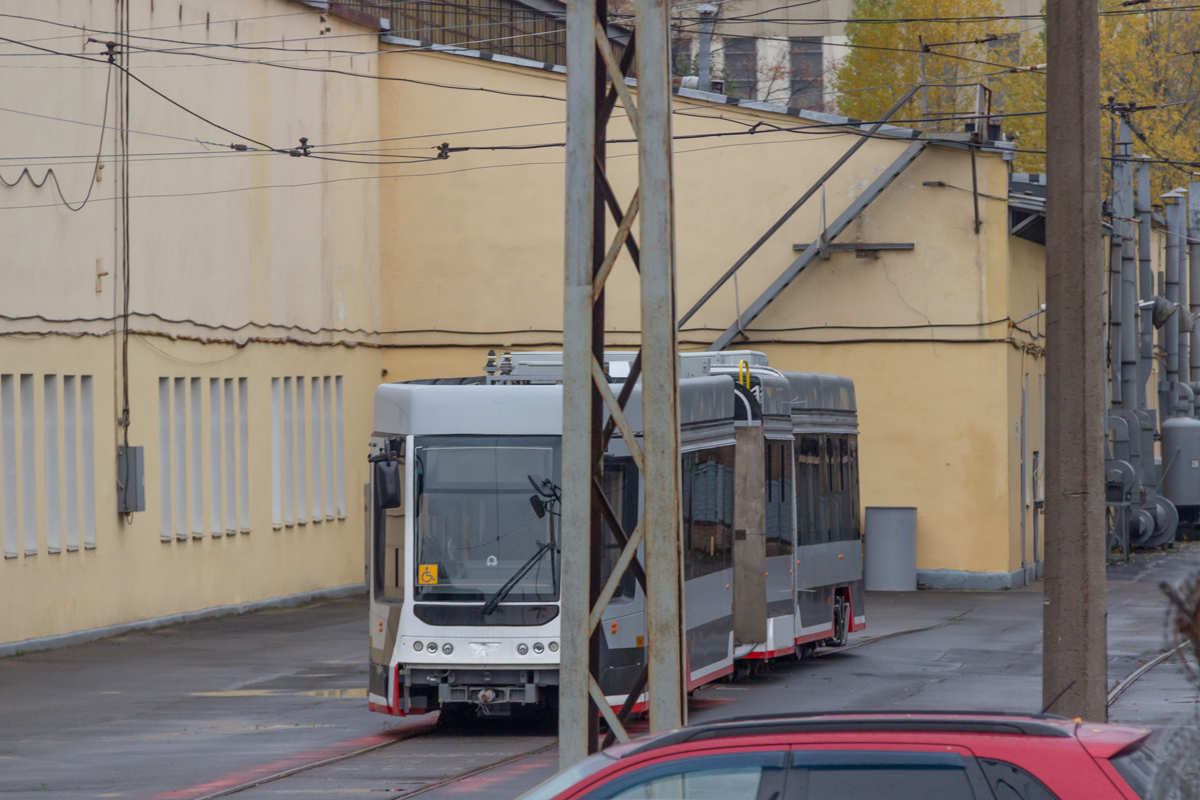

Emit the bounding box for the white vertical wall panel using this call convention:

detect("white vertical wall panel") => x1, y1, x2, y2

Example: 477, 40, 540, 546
158, 378, 172, 541
322, 377, 334, 520
210, 379, 223, 537
335, 376, 345, 518
310, 377, 323, 523
190, 378, 203, 538
223, 379, 236, 535
80, 376, 96, 549
20, 375, 36, 555
295, 377, 309, 524
2, 375, 16, 558
271, 377, 282, 529
63, 376, 79, 552
238, 378, 249, 533
283, 377, 295, 527
44, 375, 61, 554
173, 378, 187, 540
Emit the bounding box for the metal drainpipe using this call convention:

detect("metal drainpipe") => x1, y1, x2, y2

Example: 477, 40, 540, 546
695, 5, 717, 92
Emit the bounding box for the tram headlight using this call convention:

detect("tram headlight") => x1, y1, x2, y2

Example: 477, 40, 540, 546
533, 642, 544, 654
548, 641, 559, 653
413, 641, 423, 652
442, 643, 454, 655
427, 642, 437, 653
516, 643, 529, 656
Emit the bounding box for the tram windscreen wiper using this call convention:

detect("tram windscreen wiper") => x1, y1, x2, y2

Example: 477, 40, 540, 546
480, 541, 554, 616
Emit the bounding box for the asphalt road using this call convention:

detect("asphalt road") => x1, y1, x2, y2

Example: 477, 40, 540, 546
2, 544, 1197, 799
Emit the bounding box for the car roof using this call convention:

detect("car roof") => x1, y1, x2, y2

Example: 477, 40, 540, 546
615, 711, 1076, 758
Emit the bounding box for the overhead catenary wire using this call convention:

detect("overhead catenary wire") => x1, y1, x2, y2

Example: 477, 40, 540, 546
653, 3, 1200, 25
0, 32, 570, 103
0, 65, 112, 210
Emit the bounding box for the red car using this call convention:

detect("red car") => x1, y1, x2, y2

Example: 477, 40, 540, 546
519, 712, 1157, 800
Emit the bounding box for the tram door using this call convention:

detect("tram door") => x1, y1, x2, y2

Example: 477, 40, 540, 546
368, 436, 405, 701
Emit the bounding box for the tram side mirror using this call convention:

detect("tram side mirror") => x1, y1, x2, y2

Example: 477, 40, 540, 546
374, 461, 403, 509
528, 474, 554, 498
530, 495, 547, 519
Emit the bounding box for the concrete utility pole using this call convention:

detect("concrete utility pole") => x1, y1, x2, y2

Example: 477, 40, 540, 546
561, 0, 684, 768
1042, 0, 1107, 721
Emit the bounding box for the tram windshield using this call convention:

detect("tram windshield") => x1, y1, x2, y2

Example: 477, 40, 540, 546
413, 436, 561, 603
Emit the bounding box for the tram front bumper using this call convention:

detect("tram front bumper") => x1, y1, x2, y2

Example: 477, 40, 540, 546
405, 667, 559, 708
439, 683, 539, 705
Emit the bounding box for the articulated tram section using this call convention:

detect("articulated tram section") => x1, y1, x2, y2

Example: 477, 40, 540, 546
366, 351, 864, 718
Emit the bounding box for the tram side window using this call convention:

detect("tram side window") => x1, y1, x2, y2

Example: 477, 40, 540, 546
847, 436, 862, 540
683, 445, 735, 580
825, 434, 843, 542
373, 439, 405, 602
601, 458, 639, 601
796, 435, 821, 546
765, 440, 794, 557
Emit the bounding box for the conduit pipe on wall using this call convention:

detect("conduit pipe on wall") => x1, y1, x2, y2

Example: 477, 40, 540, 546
1189, 179, 1200, 410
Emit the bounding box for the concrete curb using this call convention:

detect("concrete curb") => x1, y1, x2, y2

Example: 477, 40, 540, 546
918, 563, 1043, 591
0, 583, 367, 658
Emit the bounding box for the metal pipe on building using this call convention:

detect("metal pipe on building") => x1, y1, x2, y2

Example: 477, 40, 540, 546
695, 5, 716, 92
1190, 180, 1200, 399
1117, 128, 1138, 414
1165, 192, 1184, 406
1137, 159, 1155, 405
1109, 193, 1124, 408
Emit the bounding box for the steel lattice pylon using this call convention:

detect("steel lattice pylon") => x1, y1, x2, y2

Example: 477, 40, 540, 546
560, 0, 685, 768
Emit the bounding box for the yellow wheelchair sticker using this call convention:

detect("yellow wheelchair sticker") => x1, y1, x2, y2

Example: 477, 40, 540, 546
418, 564, 439, 585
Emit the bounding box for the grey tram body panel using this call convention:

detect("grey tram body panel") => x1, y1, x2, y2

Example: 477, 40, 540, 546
367, 350, 864, 714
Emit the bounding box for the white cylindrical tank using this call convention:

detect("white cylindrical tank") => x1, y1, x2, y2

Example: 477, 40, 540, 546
1161, 416, 1200, 508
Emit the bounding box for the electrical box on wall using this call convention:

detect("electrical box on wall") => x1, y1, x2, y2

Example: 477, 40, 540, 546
117, 446, 145, 513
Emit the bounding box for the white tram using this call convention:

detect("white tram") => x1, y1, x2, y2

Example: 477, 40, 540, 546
366, 351, 864, 718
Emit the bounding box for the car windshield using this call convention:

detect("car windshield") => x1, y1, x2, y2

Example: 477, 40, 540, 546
516, 752, 617, 800
413, 435, 561, 603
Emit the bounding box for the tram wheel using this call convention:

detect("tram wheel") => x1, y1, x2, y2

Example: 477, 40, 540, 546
826, 597, 849, 648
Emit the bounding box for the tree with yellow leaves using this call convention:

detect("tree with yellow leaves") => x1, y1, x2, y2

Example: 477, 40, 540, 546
836, 0, 1200, 200
832, 0, 1015, 133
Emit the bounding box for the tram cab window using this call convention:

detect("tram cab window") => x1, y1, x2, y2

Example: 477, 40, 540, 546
372, 438, 406, 603
682, 445, 735, 580
764, 439, 794, 557
412, 436, 561, 603
601, 458, 639, 601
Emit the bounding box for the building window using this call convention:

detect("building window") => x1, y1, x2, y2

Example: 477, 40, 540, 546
272, 375, 345, 530
723, 37, 757, 99
1, 373, 96, 559
672, 36, 694, 77
789, 36, 824, 110
160, 375, 249, 543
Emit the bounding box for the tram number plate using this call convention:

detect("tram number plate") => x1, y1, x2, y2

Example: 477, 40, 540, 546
418, 564, 439, 585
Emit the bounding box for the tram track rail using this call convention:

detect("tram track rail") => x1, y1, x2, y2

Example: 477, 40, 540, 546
1106, 642, 1187, 708
187, 720, 556, 800
812, 610, 973, 657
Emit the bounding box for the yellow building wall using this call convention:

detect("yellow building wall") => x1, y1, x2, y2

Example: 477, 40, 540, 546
0, 0, 385, 646
1, 0, 1051, 645
375, 46, 1044, 582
